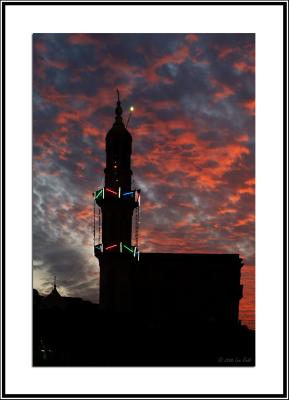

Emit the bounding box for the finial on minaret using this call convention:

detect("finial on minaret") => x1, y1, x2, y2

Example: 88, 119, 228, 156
115, 88, 123, 124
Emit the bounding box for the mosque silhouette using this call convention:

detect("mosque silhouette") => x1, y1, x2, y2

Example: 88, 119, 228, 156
33, 92, 255, 366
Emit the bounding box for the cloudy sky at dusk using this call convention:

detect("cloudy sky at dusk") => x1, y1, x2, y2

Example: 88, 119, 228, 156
33, 33, 255, 328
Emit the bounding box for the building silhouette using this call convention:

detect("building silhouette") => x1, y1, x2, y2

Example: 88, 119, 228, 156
33, 91, 255, 366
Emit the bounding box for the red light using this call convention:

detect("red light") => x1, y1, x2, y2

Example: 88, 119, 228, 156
105, 244, 118, 250
105, 188, 118, 195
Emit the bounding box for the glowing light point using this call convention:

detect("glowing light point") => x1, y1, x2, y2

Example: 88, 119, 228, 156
130, 106, 134, 112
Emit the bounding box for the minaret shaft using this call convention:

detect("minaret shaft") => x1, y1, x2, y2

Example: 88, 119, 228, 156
104, 137, 132, 191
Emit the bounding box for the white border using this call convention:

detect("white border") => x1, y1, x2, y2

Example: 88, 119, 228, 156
4, 3, 284, 396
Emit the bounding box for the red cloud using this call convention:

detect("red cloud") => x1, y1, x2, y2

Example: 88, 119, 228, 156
75, 205, 92, 221
37, 169, 60, 177
58, 146, 71, 161
133, 111, 251, 191
46, 59, 67, 70
234, 214, 255, 227
75, 161, 86, 178
237, 134, 249, 143
141, 200, 162, 212
228, 179, 255, 204
218, 208, 237, 215
68, 34, 98, 45
153, 100, 179, 110
242, 99, 255, 116
144, 45, 190, 84
34, 40, 47, 53
240, 264, 255, 330
217, 46, 236, 60
191, 143, 250, 189
214, 86, 234, 101
234, 61, 255, 74
210, 78, 235, 101
245, 178, 255, 186
82, 124, 101, 138
239, 187, 254, 195
185, 34, 199, 42
42, 86, 118, 125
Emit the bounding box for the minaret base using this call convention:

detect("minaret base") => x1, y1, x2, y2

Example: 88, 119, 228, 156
97, 253, 138, 313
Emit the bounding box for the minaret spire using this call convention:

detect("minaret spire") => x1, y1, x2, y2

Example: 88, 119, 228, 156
115, 88, 123, 124
54, 275, 56, 290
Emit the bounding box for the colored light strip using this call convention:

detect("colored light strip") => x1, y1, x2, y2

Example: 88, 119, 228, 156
137, 252, 140, 261
105, 244, 117, 250
123, 191, 134, 196
123, 244, 134, 253
105, 188, 118, 195
118, 187, 121, 198
95, 189, 103, 199
133, 247, 136, 257
120, 242, 123, 253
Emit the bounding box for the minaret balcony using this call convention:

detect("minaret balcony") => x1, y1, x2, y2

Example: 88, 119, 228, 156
93, 187, 140, 208
94, 242, 140, 260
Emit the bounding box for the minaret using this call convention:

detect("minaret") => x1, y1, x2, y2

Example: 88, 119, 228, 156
93, 90, 140, 257
93, 91, 140, 310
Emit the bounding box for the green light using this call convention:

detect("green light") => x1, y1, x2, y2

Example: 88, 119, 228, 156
95, 189, 103, 199
123, 244, 134, 253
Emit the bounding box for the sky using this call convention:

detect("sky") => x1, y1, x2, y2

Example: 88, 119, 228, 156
33, 33, 255, 329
